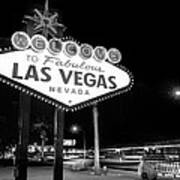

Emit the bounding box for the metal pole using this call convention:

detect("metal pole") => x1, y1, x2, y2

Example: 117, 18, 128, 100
41, 136, 45, 161
53, 107, 64, 180
43, 0, 49, 38
83, 131, 86, 160
93, 103, 100, 174
15, 93, 31, 180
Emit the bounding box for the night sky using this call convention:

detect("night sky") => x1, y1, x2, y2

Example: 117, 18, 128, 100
0, 1, 179, 148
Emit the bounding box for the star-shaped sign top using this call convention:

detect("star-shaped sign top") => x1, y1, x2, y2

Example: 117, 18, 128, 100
23, 0, 66, 38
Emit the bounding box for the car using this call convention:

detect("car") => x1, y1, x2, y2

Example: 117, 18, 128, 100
69, 158, 94, 171
138, 159, 157, 180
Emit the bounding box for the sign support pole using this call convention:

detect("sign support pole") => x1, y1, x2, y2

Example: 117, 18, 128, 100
53, 107, 64, 180
93, 103, 101, 174
15, 93, 31, 180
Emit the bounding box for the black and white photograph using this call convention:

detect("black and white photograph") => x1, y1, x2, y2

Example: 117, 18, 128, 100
0, 1, 179, 180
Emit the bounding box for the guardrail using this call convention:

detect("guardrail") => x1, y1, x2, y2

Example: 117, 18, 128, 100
155, 162, 180, 178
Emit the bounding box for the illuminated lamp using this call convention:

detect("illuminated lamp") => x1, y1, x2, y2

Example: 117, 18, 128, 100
48, 38, 62, 55
63, 41, 78, 57
93, 46, 107, 62
108, 48, 122, 64
79, 43, 93, 60
11, 31, 31, 50
31, 34, 48, 52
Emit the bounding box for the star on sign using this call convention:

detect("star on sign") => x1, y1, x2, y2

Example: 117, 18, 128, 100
23, 1, 66, 37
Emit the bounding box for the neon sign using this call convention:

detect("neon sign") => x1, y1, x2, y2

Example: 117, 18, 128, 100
11, 31, 122, 64
0, 31, 133, 111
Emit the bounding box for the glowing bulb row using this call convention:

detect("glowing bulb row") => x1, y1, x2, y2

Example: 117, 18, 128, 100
11, 31, 122, 64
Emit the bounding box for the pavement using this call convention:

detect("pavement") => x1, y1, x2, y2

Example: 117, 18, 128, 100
0, 166, 140, 180
1, 166, 178, 180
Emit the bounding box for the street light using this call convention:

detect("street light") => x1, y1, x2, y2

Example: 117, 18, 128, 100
174, 90, 180, 96
70, 125, 79, 133
70, 125, 86, 160
171, 87, 180, 100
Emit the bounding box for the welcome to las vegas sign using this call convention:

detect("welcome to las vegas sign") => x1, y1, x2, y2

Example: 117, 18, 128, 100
0, 31, 133, 111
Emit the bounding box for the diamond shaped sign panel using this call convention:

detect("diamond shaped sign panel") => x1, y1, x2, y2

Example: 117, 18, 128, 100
0, 48, 132, 109
0, 32, 133, 110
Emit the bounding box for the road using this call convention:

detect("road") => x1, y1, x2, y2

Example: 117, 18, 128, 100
0, 166, 140, 180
